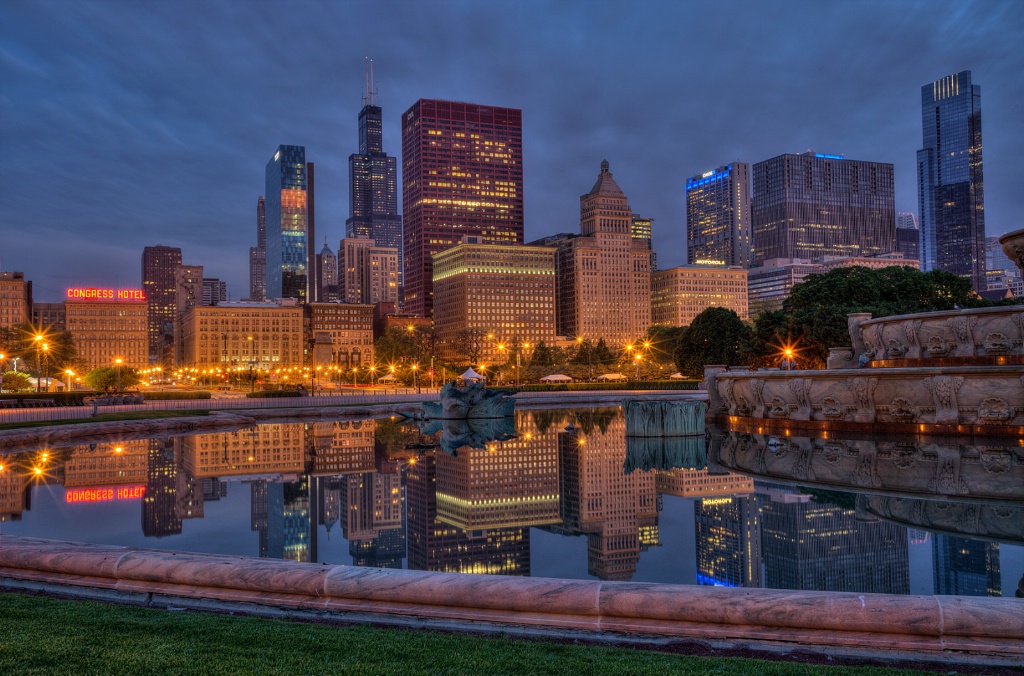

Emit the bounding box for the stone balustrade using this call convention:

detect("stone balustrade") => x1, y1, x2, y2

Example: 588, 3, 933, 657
1, 536, 1021, 661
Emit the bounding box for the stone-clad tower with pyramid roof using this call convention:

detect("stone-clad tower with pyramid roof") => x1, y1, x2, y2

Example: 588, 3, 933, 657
544, 161, 651, 347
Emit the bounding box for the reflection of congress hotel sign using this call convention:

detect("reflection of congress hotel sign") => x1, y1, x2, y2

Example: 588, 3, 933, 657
66, 288, 147, 301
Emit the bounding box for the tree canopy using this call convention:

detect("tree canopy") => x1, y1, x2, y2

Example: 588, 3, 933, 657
673, 307, 752, 378
83, 366, 141, 393
1, 371, 32, 392
748, 266, 997, 369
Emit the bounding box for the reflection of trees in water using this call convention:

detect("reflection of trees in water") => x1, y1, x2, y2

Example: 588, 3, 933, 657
374, 418, 422, 454
575, 408, 619, 436
529, 409, 568, 436
799, 487, 858, 511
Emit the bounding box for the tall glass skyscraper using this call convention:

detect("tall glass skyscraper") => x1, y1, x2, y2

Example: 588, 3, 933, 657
686, 162, 751, 268
917, 70, 986, 290
265, 145, 308, 302
346, 64, 403, 289
751, 152, 895, 265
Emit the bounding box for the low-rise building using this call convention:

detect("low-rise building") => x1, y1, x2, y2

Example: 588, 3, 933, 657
64, 287, 149, 370
651, 265, 748, 326
0, 271, 31, 330
305, 302, 375, 375
179, 299, 304, 371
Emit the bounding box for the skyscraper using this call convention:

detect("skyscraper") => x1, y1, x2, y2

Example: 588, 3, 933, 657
249, 196, 266, 302
315, 239, 338, 303
895, 212, 920, 263
338, 237, 399, 305
917, 71, 986, 290
401, 99, 524, 317
347, 63, 403, 291
541, 161, 651, 347
686, 162, 752, 268
751, 152, 895, 265
141, 245, 181, 364
265, 146, 309, 302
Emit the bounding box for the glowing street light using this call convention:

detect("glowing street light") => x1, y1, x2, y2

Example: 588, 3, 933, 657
115, 357, 123, 393
64, 369, 74, 391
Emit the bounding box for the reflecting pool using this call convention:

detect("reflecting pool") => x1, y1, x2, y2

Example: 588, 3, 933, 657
1, 407, 1020, 598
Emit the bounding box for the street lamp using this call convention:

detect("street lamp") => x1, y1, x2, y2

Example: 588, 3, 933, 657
115, 358, 123, 393
65, 369, 74, 391
634, 354, 642, 380
412, 363, 420, 394
577, 336, 593, 382
370, 365, 377, 391
42, 343, 50, 392
0, 352, 5, 393
34, 334, 43, 392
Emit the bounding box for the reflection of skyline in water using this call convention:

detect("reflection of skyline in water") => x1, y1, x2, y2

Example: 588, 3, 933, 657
1, 409, 1020, 596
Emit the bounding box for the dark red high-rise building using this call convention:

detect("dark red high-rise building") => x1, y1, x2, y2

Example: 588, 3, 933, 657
401, 99, 524, 317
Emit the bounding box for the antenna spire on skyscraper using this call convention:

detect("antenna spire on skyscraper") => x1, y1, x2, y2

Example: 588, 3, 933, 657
364, 58, 376, 107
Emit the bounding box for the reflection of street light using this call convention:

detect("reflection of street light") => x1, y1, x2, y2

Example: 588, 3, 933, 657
115, 358, 123, 393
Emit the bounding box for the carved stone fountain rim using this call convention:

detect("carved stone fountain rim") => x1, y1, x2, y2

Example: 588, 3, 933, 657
856, 304, 1024, 327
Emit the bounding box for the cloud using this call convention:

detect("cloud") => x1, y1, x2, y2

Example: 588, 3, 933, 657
1, 0, 1022, 297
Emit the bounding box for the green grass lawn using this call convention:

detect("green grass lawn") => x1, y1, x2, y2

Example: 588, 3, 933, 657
0, 592, 937, 675
0, 410, 208, 431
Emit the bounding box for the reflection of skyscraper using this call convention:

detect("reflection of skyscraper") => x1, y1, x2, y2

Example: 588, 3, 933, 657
694, 495, 763, 588
434, 412, 560, 530
557, 411, 657, 581
760, 484, 909, 594
251, 477, 311, 562
183, 426, 307, 478
142, 439, 181, 538
406, 450, 530, 576
308, 420, 376, 476
933, 535, 1001, 597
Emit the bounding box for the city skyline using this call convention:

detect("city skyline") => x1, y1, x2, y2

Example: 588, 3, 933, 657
2, 1, 1023, 300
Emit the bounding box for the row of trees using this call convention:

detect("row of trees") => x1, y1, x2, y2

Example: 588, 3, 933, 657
671, 266, 1005, 377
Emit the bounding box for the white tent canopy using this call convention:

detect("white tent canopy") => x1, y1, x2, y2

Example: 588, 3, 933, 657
377, 373, 397, 381
669, 373, 685, 379
540, 374, 572, 382
460, 368, 486, 382
597, 373, 626, 381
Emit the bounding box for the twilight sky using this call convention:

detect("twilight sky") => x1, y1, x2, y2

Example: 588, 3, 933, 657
2, 0, 1022, 302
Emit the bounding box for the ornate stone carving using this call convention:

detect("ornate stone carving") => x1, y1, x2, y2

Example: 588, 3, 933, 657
822, 441, 845, 464
888, 397, 918, 423
980, 450, 1012, 474
925, 335, 951, 358
793, 438, 815, 480
1011, 312, 1024, 344
852, 440, 881, 488
847, 312, 873, 359
717, 378, 735, 415
925, 375, 964, 424
889, 443, 921, 469
749, 379, 766, 418
885, 338, 908, 359
946, 315, 978, 357
820, 396, 844, 421
734, 396, 751, 417
982, 332, 1012, 356
978, 397, 1014, 424
903, 319, 923, 359
826, 347, 855, 370
847, 377, 878, 423
767, 396, 789, 419
788, 378, 812, 421
928, 444, 968, 495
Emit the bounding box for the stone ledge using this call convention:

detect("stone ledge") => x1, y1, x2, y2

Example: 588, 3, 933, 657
0, 536, 1020, 662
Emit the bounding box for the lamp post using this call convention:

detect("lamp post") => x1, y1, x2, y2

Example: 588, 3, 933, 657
34, 334, 43, 392
65, 369, 74, 391
412, 363, 420, 394
42, 343, 50, 392
497, 343, 505, 384
247, 337, 256, 392
0, 352, 5, 393
370, 365, 377, 391
635, 354, 642, 380
115, 358, 123, 393
577, 336, 593, 382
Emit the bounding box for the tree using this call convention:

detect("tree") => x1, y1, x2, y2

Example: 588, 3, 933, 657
592, 338, 616, 365
84, 366, 141, 393
673, 307, 752, 378
374, 327, 416, 365
530, 341, 554, 366
455, 329, 487, 366
748, 266, 992, 369
645, 325, 686, 365
1, 371, 32, 392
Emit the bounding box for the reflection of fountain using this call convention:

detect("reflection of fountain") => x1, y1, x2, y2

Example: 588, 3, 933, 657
418, 417, 517, 456
708, 424, 1024, 544
421, 381, 515, 420
623, 399, 707, 474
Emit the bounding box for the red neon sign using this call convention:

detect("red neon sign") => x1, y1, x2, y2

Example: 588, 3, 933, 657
66, 288, 147, 301
65, 485, 146, 503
